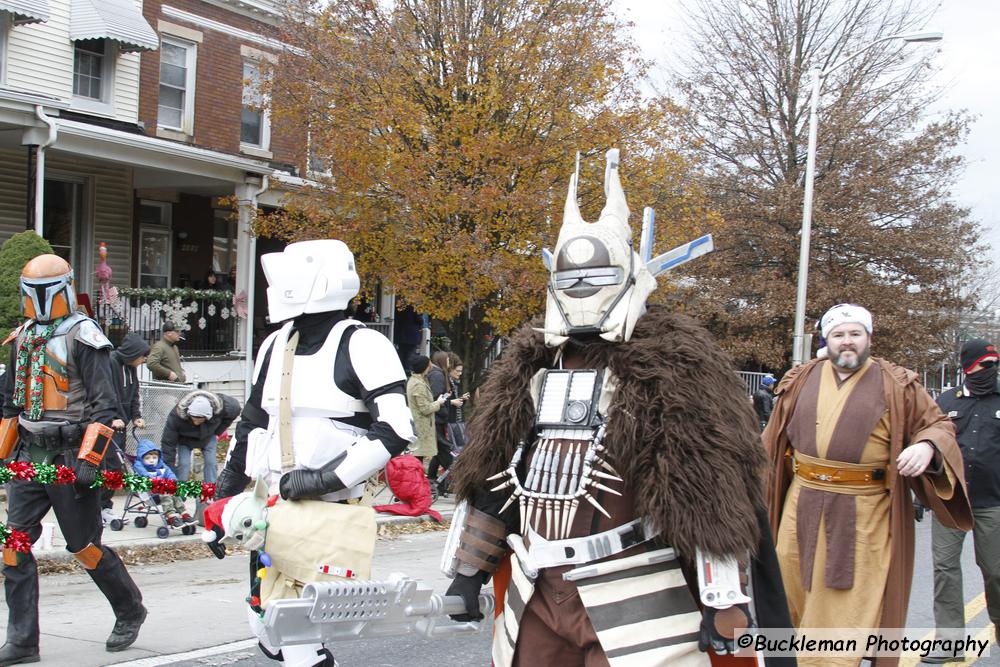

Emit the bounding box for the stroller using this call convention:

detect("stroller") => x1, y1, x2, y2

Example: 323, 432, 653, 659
105, 429, 198, 538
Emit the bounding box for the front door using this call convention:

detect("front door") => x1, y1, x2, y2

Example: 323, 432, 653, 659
43, 177, 91, 293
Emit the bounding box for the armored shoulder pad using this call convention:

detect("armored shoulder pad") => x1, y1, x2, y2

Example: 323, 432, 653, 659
2, 321, 30, 346
73, 318, 113, 349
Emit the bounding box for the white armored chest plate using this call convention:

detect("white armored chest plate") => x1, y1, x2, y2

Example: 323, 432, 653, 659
260, 319, 367, 418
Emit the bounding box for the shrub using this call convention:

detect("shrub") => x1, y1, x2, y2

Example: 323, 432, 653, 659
0, 232, 54, 361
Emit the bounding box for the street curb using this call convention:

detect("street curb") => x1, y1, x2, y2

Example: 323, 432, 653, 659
31, 509, 455, 563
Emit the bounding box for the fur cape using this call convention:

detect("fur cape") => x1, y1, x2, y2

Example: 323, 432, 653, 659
452, 305, 767, 559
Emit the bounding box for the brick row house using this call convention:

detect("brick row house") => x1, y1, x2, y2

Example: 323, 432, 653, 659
0, 0, 389, 394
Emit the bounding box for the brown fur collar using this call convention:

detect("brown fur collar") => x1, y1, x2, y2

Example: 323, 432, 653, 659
452, 305, 766, 558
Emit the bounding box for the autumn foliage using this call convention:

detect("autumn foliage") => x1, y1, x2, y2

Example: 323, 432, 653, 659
260, 0, 717, 374
671, 0, 982, 370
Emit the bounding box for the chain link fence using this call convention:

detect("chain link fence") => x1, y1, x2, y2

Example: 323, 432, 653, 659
122, 381, 198, 459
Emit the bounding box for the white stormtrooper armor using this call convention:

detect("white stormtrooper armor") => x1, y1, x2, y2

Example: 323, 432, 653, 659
245, 319, 414, 500
240, 240, 415, 501
222, 240, 415, 667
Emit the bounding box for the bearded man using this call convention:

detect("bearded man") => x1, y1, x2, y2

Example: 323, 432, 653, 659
764, 304, 972, 667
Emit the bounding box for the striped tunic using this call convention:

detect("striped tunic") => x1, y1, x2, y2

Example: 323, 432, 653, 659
493, 439, 710, 667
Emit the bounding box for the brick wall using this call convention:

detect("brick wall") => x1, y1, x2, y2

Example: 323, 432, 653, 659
138, 0, 305, 172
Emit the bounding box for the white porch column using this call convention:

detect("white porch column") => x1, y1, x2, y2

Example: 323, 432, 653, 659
234, 175, 268, 401
379, 288, 396, 343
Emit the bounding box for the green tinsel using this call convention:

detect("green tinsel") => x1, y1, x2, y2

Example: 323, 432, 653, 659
123, 474, 151, 493
176, 480, 202, 499
33, 463, 56, 484
0, 525, 9, 544
0, 468, 12, 484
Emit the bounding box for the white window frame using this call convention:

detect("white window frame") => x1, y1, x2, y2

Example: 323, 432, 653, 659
239, 59, 271, 157
157, 34, 197, 135
137, 200, 173, 288
307, 129, 331, 178
0, 13, 10, 86
71, 38, 117, 116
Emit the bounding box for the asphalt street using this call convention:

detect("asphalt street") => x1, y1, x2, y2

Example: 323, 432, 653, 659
1, 515, 995, 667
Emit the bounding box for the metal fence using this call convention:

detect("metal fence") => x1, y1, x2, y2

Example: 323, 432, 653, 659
94, 291, 239, 357
737, 371, 772, 397
122, 381, 198, 458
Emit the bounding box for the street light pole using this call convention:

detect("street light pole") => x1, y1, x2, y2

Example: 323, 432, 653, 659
789, 31, 944, 366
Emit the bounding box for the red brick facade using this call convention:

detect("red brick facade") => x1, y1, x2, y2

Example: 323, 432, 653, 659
138, 0, 304, 172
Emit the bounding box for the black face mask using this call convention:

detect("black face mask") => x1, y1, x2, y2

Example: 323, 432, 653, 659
967, 366, 998, 396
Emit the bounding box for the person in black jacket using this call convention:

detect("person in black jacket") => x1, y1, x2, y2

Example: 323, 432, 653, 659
160, 389, 240, 484
752, 374, 776, 430
927, 339, 1000, 662
102, 332, 150, 524
426, 351, 455, 493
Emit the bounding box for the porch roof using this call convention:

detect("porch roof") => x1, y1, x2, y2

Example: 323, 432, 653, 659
52, 118, 273, 185
0, 0, 50, 24
70, 0, 158, 52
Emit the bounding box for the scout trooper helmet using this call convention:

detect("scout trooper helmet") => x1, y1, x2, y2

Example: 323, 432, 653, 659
20, 254, 78, 323
542, 150, 656, 347
261, 239, 361, 323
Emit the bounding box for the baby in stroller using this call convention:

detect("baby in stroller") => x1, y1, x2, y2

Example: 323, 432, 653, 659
133, 439, 192, 528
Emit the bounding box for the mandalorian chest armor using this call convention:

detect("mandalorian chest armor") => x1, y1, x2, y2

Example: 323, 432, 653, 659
489, 369, 623, 541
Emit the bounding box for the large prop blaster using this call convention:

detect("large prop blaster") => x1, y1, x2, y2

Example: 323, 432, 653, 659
262, 573, 495, 647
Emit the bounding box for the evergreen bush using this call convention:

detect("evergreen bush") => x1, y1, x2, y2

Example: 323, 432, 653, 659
0, 232, 54, 361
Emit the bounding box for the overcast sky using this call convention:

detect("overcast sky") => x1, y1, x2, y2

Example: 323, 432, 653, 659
613, 0, 1000, 263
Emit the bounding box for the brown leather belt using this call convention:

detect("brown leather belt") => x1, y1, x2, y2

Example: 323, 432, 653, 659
792, 455, 886, 485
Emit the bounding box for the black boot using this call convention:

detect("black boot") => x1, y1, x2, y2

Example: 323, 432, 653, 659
106, 605, 147, 652
80, 546, 145, 652
3, 552, 40, 654
0, 643, 39, 666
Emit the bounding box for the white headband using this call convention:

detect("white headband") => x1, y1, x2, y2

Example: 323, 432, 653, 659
821, 304, 873, 340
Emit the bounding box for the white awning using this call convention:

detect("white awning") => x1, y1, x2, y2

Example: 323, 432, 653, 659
0, 0, 50, 24
70, 0, 158, 53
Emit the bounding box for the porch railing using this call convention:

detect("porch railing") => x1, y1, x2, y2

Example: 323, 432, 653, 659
93, 288, 240, 357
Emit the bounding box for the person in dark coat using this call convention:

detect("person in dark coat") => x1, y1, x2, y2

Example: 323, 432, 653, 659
752, 374, 776, 430
393, 305, 423, 371
426, 351, 455, 493
159, 389, 240, 484
102, 332, 150, 523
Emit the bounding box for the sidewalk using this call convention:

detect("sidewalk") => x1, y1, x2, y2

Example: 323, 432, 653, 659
3, 489, 457, 562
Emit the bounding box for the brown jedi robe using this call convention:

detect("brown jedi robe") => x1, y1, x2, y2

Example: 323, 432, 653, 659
764, 357, 973, 667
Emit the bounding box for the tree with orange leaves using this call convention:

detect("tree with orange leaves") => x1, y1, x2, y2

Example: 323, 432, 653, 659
260, 0, 717, 383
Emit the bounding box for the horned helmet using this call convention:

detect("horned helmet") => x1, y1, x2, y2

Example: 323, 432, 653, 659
20, 254, 77, 323
542, 149, 656, 347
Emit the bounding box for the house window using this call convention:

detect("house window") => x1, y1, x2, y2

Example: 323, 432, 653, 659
212, 210, 237, 276
240, 60, 269, 150
158, 37, 197, 133
73, 39, 106, 99
137, 201, 172, 288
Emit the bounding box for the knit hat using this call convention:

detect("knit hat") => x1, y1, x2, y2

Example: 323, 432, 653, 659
761, 374, 776, 387
187, 395, 214, 419
820, 304, 873, 339
960, 339, 999, 373
409, 354, 431, 374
